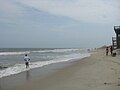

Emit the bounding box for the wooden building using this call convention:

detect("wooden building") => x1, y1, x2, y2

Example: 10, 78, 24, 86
114, 26, 120, 49
112, 37, 117, 49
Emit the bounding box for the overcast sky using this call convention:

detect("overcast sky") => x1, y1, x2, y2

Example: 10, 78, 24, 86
0, 0, 120, 48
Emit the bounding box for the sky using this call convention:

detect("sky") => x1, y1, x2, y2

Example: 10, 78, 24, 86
0, 0, 120, 48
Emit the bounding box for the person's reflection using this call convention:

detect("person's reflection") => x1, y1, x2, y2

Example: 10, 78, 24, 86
0, 82, 2, 90
0, 79, 3, 90
26, 70, 30, 81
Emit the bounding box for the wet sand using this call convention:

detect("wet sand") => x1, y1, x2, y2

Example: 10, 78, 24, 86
2, 48, 120, 90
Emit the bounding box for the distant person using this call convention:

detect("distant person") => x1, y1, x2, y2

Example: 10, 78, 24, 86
106, 47, 109, 56
24, 54, 30, 68
110, 46, 113, 55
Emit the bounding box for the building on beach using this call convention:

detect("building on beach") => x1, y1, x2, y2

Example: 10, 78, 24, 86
113, 26, 120, 49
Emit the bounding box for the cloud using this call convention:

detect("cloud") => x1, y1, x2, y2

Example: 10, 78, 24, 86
1, 0, 22, 16
0, 0, 116, 48
14, 0, 120, 24
0, 0, 26, 24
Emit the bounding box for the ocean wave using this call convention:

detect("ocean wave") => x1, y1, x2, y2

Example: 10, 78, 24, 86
0, 65, 8, 69
0, 53, 90, 78
0, 49, 83, 56
32, 49, 81, 53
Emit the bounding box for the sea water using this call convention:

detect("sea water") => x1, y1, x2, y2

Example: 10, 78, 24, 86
0, 48, 90, 78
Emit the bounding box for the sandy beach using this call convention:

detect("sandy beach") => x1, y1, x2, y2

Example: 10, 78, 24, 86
2, 48, 120, 90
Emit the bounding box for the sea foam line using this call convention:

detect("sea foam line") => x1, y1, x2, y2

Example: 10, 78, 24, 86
0, 51, 30, 56
32, 49, 81, 53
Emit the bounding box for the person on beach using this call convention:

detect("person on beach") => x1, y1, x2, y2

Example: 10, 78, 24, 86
106, 47, 109, 56
24, 54, 30, 68
110, 46, 113, 55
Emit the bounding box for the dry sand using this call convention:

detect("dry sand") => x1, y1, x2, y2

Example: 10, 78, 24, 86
12, 49, 120, 90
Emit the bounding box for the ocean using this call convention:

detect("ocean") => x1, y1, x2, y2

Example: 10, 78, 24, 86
0, 48, 90, 78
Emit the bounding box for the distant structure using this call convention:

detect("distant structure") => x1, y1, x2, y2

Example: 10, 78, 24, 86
112, 37, 117, 49
113, 26, 120, 49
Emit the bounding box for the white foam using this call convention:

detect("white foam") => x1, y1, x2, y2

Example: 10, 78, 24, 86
0, 51, 30, 56
0, 53, 90, 78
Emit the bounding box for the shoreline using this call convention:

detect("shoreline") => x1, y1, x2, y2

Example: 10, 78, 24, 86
2, 48, 120, 90
0, 50, 90, 79
0, 53, 90, 90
